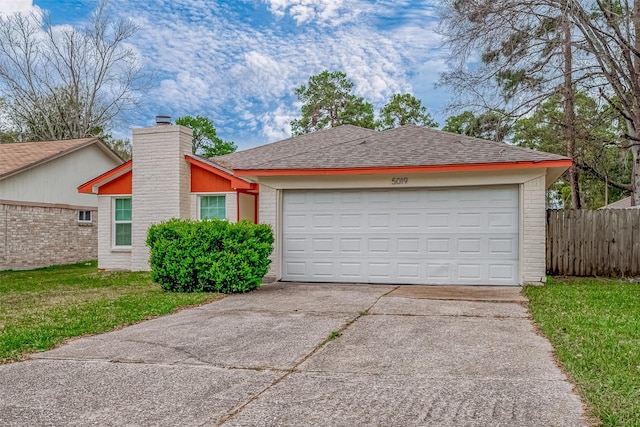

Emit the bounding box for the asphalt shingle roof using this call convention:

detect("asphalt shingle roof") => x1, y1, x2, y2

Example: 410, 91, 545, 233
215, 125, 376, 170
216, 124, 568, 171
0, 138, 98, 180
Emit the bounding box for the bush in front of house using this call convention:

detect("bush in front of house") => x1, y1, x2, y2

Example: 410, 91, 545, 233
146, 218, 274, 293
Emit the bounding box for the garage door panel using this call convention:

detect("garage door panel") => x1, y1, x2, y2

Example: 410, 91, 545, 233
489, 238, 517, 255
339, 238, 362, 254
426, 238, 451, 255
282, 187, 519, 285
488, 211, 517, 228
397, 263, 420, 279
398, 238, 420, 254
339, 214, 362, 229
426, 213, 451, 230
397, 213, 419, 228
285, 214, 308, 230
369, 213, 391, 229
311, 238, 334, 253
311, 214, 334, 230
489, 263, 517, 281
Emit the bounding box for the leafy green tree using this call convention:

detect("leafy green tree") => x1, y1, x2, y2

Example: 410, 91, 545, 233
442, 110, 511, 142
175, 115, 236, 157
513, 93, 631, 208
376, 93, 438, 130
290, 70, 374, 135
439, 0, 640, 206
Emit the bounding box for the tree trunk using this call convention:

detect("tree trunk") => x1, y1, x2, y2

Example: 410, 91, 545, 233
632, 2, 640, 207
563, 13, 581, 209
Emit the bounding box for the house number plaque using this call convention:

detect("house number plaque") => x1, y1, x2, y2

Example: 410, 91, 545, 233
391, 177, 408, 185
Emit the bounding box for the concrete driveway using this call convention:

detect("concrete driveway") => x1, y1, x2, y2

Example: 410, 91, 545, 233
0, 283, 587, 426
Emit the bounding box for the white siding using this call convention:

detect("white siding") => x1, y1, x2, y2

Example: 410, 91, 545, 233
0, 144, 120, 207
97, 196, 131, 270
259, 184, 278, 281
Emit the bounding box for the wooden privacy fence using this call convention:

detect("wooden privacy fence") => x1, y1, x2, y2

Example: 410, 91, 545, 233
546, 209, 640, 277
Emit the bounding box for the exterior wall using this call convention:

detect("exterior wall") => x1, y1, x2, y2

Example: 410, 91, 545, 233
0, 201, 97, 271
258, 184, 279, 281
521, 176, 547, 283
131, 125, 192, 271
0, 144, 120, 207
96, 196, 131, 270
256, 168, 551, 285
226, 192, 238, 222
238, 192, 256, 222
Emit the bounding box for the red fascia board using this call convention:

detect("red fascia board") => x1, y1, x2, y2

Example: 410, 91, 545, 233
185, 155, 256, 190
77, 160, 132, 194
233, 159, 573, 177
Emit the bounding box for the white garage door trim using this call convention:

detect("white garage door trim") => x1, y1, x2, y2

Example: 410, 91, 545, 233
281, 186, 519, 285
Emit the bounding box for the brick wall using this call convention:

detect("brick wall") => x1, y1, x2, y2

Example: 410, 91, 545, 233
258, 184, 278, 281
521, 176, 546, 283
0, 202, 97, 271
130, 125, 192, 271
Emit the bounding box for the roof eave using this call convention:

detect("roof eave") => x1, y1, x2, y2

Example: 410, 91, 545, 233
234, 159, 573, 179
77, 160, 132, 194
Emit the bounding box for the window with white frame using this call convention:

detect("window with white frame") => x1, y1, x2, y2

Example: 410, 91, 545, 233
113, 197, 132, 246
78, 210, 92, 223
200, 195, 226, 220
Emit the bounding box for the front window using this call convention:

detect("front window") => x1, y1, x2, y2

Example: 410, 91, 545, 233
114, 197, 132, 246
200, 195, 226, 220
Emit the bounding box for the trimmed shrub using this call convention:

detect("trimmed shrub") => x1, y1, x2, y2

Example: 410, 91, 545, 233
146, 219, 274, 293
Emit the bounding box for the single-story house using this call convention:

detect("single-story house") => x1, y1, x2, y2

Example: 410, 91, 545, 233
79, 121, 571, 285
1, 138, 123, 270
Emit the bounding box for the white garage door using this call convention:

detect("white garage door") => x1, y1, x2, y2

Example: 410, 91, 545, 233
282, 186, 519, 285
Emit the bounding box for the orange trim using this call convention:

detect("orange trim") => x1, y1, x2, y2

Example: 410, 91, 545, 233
185, 155, 256, 190
98, 170, 132, 195
234, 160, 573, 177
78, 160, 132, 194
254, 191, 258, 223
191, 164, 234, 192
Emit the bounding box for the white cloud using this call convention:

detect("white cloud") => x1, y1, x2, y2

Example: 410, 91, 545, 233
259, 104, 297, 141
263, 0, 356, 25
104, 0, 445, 149
0, 0, 37, 14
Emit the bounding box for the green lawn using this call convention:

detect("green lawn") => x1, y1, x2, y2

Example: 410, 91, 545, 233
525, 277, 640, 426
0, 261, 222, 364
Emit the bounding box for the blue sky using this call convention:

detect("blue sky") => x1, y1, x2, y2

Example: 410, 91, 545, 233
4, 0, 449, 150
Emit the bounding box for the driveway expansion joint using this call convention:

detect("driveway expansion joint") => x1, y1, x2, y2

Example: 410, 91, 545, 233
216, 285, 400, 425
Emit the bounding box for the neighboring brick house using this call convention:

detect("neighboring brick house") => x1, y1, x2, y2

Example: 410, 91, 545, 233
0, 139, 123, 270
81, 120, 571, 286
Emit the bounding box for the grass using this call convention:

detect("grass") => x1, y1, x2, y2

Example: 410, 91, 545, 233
524, 276, 640, 426
0, 261, 223, 364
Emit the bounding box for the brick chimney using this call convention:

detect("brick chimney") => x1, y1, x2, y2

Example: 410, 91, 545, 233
130, 118, 192, 271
